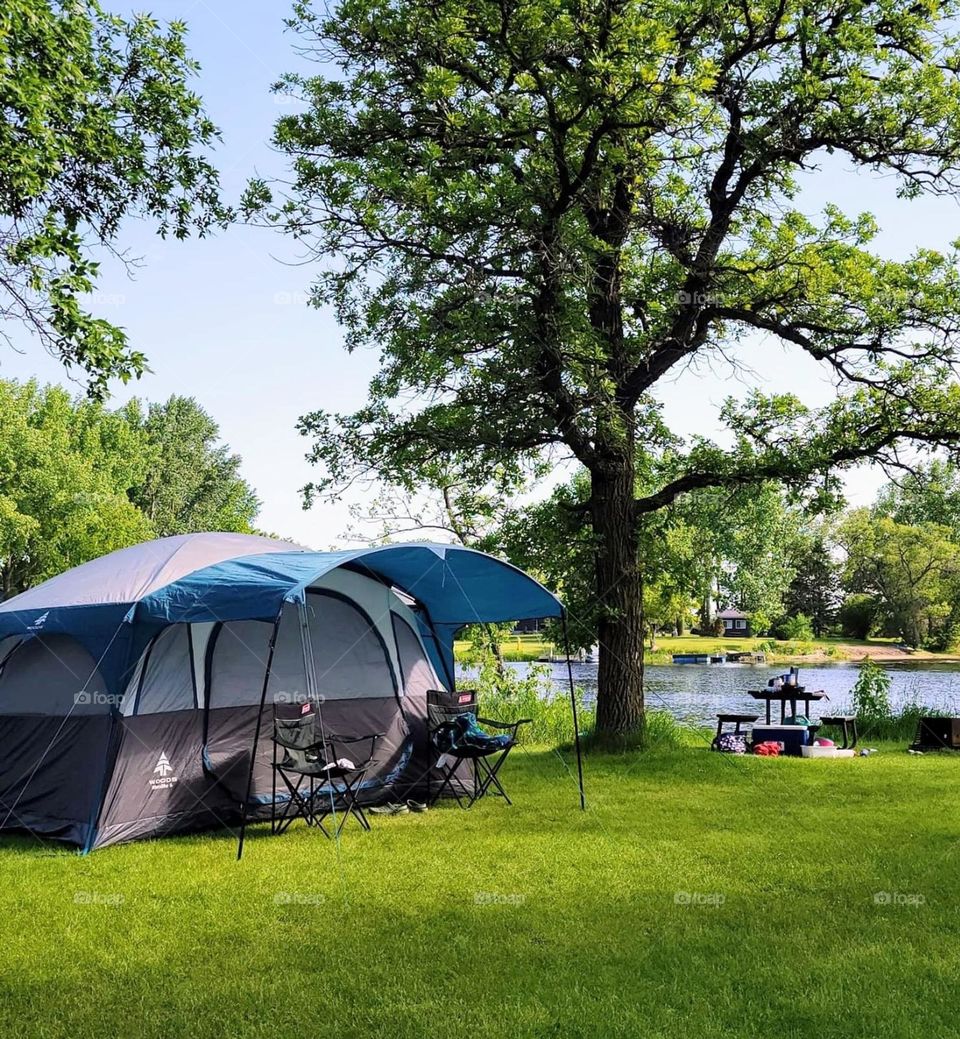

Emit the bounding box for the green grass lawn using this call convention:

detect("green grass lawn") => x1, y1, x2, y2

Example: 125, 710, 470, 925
2, 744, 959, 1038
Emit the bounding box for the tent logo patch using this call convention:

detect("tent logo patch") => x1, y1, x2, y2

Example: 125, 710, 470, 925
149, 752, 177, 790
28, 611, 49, 630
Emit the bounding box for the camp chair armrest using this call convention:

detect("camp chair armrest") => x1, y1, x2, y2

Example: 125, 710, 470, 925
477, 717, 533, 729
325, 732, 386, 744
273, 735, 328, 753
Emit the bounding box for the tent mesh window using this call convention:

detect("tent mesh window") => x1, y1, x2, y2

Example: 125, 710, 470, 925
392, 613, 440, 697
0, 635, 108, 715
208, 619, 275, 708
123, 624, 196, 716
208, 592, 398, 709
305, 592, 396, 699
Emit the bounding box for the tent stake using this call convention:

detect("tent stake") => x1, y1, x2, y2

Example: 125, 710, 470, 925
561, 608, 586, 810
236, 612, 281, 861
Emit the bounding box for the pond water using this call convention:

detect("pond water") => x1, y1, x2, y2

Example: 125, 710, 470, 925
456, 660, 960, 728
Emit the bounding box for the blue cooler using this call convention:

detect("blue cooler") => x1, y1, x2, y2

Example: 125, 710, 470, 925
751, 724, 811, 756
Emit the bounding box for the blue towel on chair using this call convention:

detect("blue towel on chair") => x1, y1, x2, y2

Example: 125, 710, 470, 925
434, 713, 512, 753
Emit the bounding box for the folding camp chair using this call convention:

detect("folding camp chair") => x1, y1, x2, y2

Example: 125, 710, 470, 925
311, 730, 383, 837
271, 702, 383, 838
426, 689, 531, 809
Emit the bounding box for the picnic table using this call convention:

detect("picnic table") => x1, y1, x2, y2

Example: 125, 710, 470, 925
747, 687, 827, 725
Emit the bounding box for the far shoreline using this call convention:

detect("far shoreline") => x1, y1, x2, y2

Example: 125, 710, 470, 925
456, 635, 960, 666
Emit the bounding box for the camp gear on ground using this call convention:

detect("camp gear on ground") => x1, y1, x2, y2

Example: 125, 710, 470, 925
270, 701, 382, 838
369, 802, 410, 815
751, 725, 813, 757
909, 717, 960, 752
801, 745, 856, 758
717, 733, 748, 754
712, 713, 759, 751
754, 741, 781, 756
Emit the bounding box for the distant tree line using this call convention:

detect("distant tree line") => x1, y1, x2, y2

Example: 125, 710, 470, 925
0, 380, 259, 598
494, 459, 960, 653
377, 459, 960, 654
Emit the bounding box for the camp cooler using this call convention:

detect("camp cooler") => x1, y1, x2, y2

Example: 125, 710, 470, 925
751, 724, 815, 756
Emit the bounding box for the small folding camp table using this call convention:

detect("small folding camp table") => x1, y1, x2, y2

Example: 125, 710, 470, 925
747, 688, 827, 725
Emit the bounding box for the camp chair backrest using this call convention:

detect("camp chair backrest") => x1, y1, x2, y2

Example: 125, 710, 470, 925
272, 705, 323, 771
426, 689, 478, 734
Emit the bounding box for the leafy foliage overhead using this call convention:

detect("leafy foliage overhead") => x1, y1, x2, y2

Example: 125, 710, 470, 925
259, 0, 960, 506
257, 0, 960, 733
0, 1, 223, 393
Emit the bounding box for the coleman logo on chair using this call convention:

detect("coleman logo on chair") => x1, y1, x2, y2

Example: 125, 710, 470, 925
149, 752, 177, 790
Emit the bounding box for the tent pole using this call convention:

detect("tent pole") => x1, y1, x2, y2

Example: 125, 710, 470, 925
237, 611, 281, 861
561, 608, 586, 810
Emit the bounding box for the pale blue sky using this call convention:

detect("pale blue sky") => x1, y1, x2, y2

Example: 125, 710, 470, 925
6, 1, 960, 546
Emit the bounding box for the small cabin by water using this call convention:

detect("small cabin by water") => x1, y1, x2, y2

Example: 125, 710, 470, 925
718, 608, 751, 637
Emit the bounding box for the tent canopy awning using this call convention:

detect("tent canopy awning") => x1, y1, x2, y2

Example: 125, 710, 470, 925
132, 543, 562, 627
0, 535, 562, 640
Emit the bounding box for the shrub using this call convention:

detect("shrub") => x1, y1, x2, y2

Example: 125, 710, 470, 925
920, 622, 960, 653
839, 594, 879, 639
851, 657, 892, 722
470, 654, 595, 746
775, 614, 815, 641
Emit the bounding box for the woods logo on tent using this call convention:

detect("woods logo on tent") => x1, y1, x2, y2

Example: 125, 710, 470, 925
27, 611, 48, 631
149, 752, 177, 790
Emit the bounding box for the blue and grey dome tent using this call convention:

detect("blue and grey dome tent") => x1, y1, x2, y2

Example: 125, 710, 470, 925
0, 533, 584, 852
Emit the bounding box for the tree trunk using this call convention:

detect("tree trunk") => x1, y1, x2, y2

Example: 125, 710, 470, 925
591, 461, 646, 740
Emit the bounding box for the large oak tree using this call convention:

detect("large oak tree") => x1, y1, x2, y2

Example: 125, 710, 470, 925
257, 0, 960, 737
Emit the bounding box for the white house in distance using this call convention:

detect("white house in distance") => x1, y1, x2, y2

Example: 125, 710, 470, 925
718, 607, 751, 636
